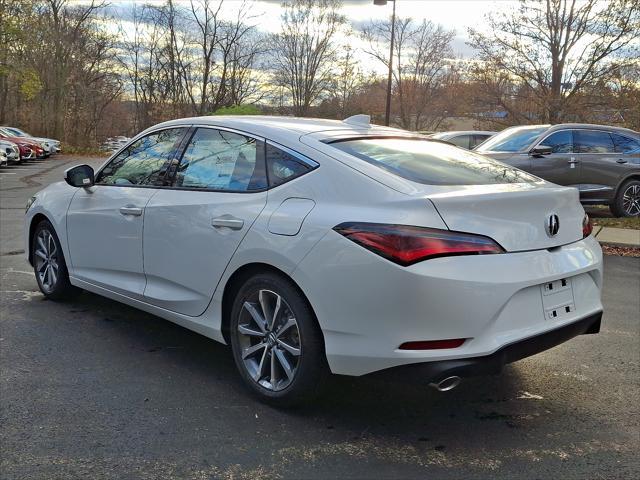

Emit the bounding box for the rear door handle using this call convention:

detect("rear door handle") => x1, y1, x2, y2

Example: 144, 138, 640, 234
119, 205, 143, 216
616, 158, 628, 164
212, 215, 244, 230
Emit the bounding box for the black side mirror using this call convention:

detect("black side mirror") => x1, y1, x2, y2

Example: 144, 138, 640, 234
530, 145, 553, 157
64, 164, 95, 188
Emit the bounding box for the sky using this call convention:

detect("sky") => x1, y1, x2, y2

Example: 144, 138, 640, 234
102, 0, 510, 61
257, 0, 506, 58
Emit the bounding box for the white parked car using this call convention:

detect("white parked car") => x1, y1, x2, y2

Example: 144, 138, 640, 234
0, 139, 20, 165
24, 115, 603, 405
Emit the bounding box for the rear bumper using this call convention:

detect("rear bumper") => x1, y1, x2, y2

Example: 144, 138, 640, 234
294, 232, 603, 376
367, 311, 602, 384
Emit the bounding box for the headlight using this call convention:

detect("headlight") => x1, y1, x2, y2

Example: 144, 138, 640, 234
25, 196, 36, 213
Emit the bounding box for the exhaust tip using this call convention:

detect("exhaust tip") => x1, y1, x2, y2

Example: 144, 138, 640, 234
429, 376, 461, 392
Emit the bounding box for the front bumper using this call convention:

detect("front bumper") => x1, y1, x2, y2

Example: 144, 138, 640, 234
368, 311, 602, 384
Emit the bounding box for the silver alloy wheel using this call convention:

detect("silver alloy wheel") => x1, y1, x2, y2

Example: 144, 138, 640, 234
236, 289, 301, 391
622, 184, 640, 216
34, 229, 59, 293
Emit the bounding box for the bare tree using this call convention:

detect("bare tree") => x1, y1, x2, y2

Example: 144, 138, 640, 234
363, 17, 455, 130
272, 0, 345, 116
468, 0, 640, 123
332, 44, 365, 118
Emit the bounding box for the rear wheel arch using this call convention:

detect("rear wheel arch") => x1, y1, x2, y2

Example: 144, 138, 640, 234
220, 263, 325, 353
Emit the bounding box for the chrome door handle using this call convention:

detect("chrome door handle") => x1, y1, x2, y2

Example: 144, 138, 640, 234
119, 205, 143, 216
211, 216, 244, 230
567, 158, 579, 164
616, 159, 628, 164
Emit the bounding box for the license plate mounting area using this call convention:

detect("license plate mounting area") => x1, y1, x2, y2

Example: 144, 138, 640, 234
541, 277, 576, 320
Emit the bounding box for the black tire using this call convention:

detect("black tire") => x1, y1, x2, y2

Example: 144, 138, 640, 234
229, 272, 328, 407
31, 220, 81, 301
610, 179, 640, 217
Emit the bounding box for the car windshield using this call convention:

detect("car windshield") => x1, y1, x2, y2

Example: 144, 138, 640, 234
4, 127, 28, 137
329, 137, 539, 186
475, 126, 548, 152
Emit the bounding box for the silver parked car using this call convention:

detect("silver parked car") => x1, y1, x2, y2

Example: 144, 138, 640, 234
430, 131, 496, 150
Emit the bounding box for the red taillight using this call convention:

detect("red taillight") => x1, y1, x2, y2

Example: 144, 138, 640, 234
399, 339, 467, 350
582, 214, 593, 238
333, 222, 504, 266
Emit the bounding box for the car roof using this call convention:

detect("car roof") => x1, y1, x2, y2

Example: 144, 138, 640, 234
504, 123, 638, 137
145, 115, 407, 143
545, 123, 639, 136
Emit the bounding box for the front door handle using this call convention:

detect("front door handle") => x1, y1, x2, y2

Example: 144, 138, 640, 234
567, 158, 579, 164
119, 205, 143, 216
212, 215, 244, 230
616, 158, 628, 164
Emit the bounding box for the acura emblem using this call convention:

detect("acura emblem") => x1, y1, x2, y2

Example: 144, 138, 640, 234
546, 214, 560, 237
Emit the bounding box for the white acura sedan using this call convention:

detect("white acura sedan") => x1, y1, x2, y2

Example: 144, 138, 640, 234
24, 115, 603, 405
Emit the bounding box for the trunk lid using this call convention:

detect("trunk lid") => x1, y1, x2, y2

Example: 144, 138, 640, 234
426, 183, 584, 252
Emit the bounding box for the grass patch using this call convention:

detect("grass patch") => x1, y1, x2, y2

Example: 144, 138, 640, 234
593, 217, 640, 230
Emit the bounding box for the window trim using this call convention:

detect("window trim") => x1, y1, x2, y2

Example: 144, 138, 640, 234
93, 123, 321, 193
94, 126, 191, 188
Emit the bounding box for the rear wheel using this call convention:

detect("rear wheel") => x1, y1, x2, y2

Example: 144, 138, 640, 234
229, 272, 328, 406
610, 179, 640, 217
32, 220, 80, 300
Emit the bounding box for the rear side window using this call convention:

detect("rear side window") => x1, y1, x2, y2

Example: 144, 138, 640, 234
329, 138, 539, 186
611, 133, 640, 153
449, 135, 471, 149
539, 131, 573, 153
266, 143, 315, 187
174, 128, 267, 191
574, 130, 615, 153
470, 134, 491, 149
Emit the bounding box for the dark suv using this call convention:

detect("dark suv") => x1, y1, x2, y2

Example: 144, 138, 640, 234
475, 124, 640, 217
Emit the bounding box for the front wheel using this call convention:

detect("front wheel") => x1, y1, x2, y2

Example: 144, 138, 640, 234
32, 220, 81, 300
610, 179, 640, 217
229, 273, 328, 406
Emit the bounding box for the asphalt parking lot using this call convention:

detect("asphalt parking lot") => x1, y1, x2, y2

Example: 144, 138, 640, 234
1, 156, 639, 479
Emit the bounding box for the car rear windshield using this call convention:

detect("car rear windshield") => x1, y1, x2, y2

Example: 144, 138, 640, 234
475, 126, 548, 152
328, 137, 539, 186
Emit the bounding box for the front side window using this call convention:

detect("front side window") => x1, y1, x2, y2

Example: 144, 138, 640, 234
574, 130, 615, 153
266, 143, 314, 187
96, 128, 186, 186
539, 130, 573, 153
475, 126, 548, 153
174, 128, 267, 191
611, 133, 640, 154
330, 137, 539, 186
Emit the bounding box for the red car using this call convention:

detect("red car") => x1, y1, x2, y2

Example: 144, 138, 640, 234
0, 132, 44, 160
